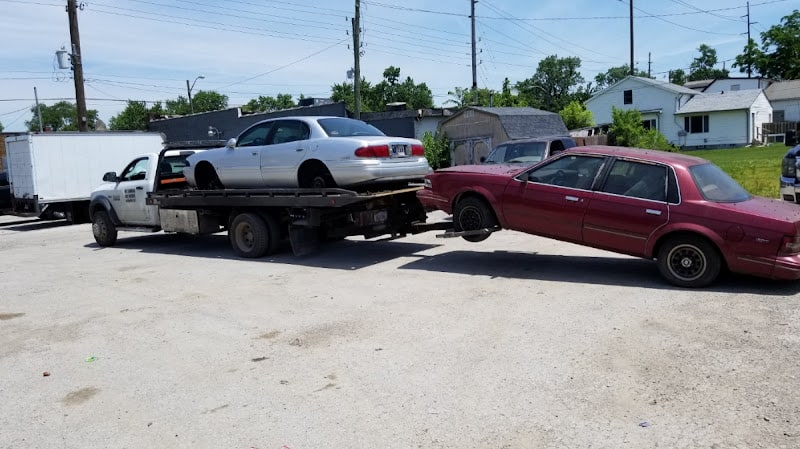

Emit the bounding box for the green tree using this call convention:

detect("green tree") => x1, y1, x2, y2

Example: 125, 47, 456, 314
331, 78, 374, 112
734, 10, 800, 80
445, 86, 494, 107
688, 44, 729, 81
165, 90, 228, 115
421, 131, 450, 170
496, 78, 525, 107
25, 101, 99, 131
242, 94, 296, 113
372, 66, 433, 110
594, 65, 649, 90
609, 107, 672, 151
516, 55, 584, 112
669, 69, 687, 85
0, 121, 3, 132
559, 101, 594, 130
109, 100, 164, 130
732, 38, 761, 78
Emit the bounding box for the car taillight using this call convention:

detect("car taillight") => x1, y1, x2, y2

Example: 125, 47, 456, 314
779, 235, 800, 255
781, 157, 797, 178
412, 144, 425, 156
354, 145, 390, 158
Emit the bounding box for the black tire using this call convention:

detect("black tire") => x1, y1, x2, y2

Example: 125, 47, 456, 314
92, 210, 118, 247
229, 212, 279, 258
657, 235, 721, 288
454, 197, 497, 243
300, 165, 336, 189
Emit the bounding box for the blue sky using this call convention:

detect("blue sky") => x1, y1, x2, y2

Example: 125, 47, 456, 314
0, 0, 793, 131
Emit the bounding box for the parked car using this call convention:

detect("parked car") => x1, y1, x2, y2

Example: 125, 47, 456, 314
0, 170, 11, 211
417, 145, 800, 288
481, 136, 576, 164
779, 143, 800, 203
183, 116, 431, 190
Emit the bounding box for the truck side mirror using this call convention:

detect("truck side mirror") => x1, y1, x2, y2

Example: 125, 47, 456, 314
102, 172, 119, 182
225, 138, 237, 149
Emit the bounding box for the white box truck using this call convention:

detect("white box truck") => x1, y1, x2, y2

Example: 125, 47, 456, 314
5, 132, 165, 223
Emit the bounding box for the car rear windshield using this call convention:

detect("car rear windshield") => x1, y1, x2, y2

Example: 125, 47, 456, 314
689, 163, 751, 202
484, 142, 547, 164
317, 118, 385, 137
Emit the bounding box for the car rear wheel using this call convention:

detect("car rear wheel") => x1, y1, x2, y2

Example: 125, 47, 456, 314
454, 197, 497, 243
229, 212, 280, 258
657, 236, 721, 288
92, 210, 118, 247
300, 164, 336, 189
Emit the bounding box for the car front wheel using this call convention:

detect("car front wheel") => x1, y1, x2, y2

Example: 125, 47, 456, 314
657, 236, 721, 288
453, 197, 497, 243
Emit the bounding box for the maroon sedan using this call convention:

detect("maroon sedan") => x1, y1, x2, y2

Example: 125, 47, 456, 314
417, 146, 800, 288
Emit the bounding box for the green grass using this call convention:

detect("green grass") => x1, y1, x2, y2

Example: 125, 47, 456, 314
680, 144, 791, 198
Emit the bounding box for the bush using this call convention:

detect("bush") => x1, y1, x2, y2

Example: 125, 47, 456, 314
609, 107, 674, 151
422, 131, 450, 170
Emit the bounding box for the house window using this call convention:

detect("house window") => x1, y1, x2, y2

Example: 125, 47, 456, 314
775, 110, 785, 122
642, 119, 657, 130
623, 90, 633, 104
684, 115, 709, 134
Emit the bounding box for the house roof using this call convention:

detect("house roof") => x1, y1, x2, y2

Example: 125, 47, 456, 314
588, 76, 698, 103
683, 79, 714, 91
765, 80, 800, 101
676, 89, 763, 114
441, 106, 568, 139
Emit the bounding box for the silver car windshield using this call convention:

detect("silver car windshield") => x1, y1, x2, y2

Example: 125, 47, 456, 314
689, 163, 751, 202
318, 118, 385, 137
485, 141, 547, 164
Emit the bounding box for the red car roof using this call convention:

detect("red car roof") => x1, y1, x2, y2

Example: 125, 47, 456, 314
564, 145, 709, 168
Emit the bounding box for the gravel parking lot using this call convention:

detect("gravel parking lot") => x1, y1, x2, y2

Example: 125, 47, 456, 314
1, 213, 799, 449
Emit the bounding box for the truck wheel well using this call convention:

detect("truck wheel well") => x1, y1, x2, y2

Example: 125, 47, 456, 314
652, 231, 727, 270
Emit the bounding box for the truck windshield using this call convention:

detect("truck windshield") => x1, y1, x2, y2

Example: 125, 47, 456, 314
484, 141, 547, 164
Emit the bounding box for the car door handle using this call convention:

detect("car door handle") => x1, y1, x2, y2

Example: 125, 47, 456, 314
646, 209, 662, 216
136, 186, 144, 190
296, 148, 304, 152
565, 195, 580, 202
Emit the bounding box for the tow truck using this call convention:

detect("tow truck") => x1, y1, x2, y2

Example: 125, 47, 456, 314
89, 142, 460, 257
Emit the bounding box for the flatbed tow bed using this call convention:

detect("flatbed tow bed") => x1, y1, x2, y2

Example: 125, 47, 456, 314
143, 185, 454, 257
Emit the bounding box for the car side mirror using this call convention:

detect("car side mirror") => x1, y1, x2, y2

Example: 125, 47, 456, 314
102, 171, 118, 182
225, 138, 237, 149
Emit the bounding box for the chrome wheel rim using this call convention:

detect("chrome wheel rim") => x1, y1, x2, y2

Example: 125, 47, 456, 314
667, 243, 706, 281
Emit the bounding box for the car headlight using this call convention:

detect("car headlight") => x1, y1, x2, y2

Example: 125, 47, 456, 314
423, 178, 432, 189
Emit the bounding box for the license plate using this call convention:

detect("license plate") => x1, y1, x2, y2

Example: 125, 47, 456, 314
391, 144, 410, 157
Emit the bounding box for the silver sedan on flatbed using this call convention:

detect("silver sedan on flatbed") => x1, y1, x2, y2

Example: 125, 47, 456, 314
183, 116, 432, 190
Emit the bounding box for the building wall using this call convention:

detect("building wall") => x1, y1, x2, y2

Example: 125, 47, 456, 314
679, 110, 748, 148
439, 110, 508, 165
703, 78, 770, 93
751, 93, 774, 142
772, 99, 800, 122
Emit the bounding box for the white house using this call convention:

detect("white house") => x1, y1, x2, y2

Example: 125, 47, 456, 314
687, 77, 773, 93
586, 76, 773, 149
674, 89, 772, 148
765, 80, 800, 122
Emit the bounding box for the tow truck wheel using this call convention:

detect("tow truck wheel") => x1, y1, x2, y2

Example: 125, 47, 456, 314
229, 212, 279, 258
92, 210, 118, 247
454, 197, 497, 243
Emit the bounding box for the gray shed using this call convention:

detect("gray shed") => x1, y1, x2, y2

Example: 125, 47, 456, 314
438, 106, 568, 165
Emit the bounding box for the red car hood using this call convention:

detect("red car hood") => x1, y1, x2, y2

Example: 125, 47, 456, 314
721, 196, 800, 224
434, 164, 525, 177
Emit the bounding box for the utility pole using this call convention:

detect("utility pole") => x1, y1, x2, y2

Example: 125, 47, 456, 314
470, 0, 478, 105
34, 87, 44, 132
629, 0, 634, 76
742, 1, 756, 78
648, 52, 651, 78
67, 0, 88, 131
352, 0, 362, 119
